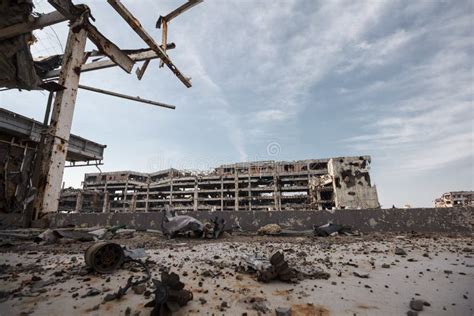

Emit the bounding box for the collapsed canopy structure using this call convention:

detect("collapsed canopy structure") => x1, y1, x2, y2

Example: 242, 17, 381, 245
0, 0, 202, 225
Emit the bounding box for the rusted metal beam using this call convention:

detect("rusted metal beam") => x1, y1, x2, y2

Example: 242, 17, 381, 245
0, 11, 67, 40
78, 84, 175, 109
48, 0, 134, 74
157, 0, 203, 25
107, 0, 192, 88
43, 45, 175, 78
159, 21, 168, 68
85, 24, 134, 73
136, 60, 150, 80
156, 1, 202, 68
48, 0, 87, 19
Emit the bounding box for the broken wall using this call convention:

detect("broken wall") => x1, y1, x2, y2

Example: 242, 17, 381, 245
47, 207, 474, 233
328, 157, 379, 209
0, 136, 37, 213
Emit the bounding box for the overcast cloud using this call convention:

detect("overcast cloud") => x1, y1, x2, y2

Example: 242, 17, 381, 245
1, 0, 473, 207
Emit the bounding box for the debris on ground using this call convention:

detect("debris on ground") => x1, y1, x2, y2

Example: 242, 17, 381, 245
257, 224, 282, 235
0, 232, 472, 315
242, 251, 329, 283
34, 229, 97, 243
85, 242, 125, 273
395, 247, 408, 256
353, 271, 370, 278
313, 222, 355, 237
409, 299, 430, 312
145, 271, 193, 315
275, 306, 292, 316
161, 212, 226, 239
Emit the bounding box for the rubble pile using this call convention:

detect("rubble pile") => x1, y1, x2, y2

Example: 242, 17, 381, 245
0, 228, 472, 315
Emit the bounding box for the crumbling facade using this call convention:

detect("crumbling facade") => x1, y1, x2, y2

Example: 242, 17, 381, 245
435, 191, 473, 208
70, 156, 380, 213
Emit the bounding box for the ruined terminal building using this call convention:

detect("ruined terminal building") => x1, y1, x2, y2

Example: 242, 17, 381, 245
435, 191, 474, 208
60, 156, 380, 213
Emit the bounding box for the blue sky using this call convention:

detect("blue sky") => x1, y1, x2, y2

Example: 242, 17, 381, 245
1, 0, 473, 207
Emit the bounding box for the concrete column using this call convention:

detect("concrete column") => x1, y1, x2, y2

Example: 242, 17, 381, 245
129, 193, 137, 212
122, 176, 129, 212
145, 176, 150, 212
220, 176, 224, 211
248, 171, 252, 211
169, 178, 173, 206
193, 178, 198, 211
102, 191, 110, 213
234, 171, 239, 211
74, 191, 83, 213
33, 25, 88, 220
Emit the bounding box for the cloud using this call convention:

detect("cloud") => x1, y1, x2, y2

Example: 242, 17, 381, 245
344, 39, 473, 171
249, 109, 292, 123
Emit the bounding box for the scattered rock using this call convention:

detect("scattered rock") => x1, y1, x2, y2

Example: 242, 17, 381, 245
353, 271, 369, 278
132, 284, 146, 295
407, 310, 418, 316
103, 293, 117, 302
81, 288, 101, 298
219, 301, 229, 311
382, 263, 390, 269
257, 224, 282, 235
276, 306, 292, 316
395, 247, 407, 256
253, 300, 270, 314
409, 300, 425, 311
31, 275, 42, 282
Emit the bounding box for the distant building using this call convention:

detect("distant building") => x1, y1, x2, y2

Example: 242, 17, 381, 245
435, 191, 473, 208
61, 156, 381, 213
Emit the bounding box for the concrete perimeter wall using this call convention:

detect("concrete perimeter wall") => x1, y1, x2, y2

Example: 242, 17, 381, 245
44, 207, 474, 233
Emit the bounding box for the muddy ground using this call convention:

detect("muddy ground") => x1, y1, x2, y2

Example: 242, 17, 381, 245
0, 232, 473, 315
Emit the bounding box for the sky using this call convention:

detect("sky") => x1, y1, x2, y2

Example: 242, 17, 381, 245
1, 0, 473, 207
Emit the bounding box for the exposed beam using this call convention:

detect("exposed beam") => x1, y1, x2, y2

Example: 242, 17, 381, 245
158, 0, 203, 25
85, 24, 134, 73
48, 0, 87, 19
159, 21, 167, 68
136, 59, 150, 80
107, 0, 192, 88
43, 45, 175, 78
0, 11, 67, 40
156, 1, 202, 68
48, 0, 134, 74
78, 84, 175, 110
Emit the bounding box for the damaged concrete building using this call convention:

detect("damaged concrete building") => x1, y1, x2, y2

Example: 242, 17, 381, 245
435, 191, 474, 208
71, 155, 380, 213
0, 108, 105, 214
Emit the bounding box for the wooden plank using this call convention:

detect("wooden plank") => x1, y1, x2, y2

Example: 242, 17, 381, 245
0, 11, 67, 40
107, 0, 192, 88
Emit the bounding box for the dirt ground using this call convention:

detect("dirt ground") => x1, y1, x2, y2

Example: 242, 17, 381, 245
0, 232, 473, 316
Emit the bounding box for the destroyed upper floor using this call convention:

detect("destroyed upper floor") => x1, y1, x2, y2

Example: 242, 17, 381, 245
435, 191, 474, 208
58, 156, 380, 213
